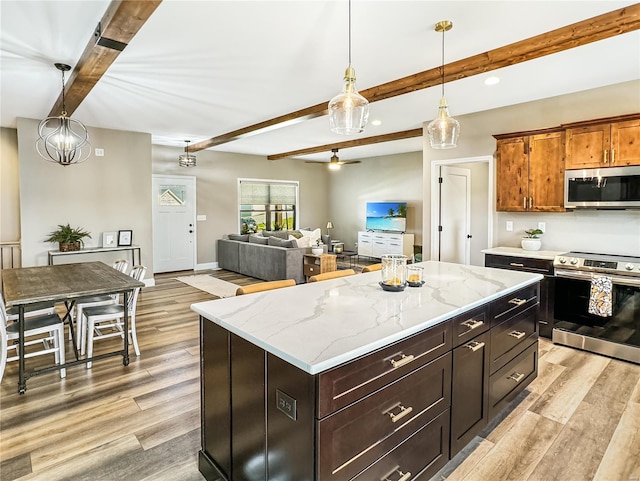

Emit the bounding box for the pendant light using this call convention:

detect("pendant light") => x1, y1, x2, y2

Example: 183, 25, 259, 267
36, 63, 91, 166
179, 140, 197, 167
328, 0, 369, 135
427, 21, 460, 149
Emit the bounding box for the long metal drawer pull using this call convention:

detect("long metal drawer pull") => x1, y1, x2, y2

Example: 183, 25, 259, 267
523, 197, 527, 209
382, 467, 412, 481
390, 353, 415, 369
508, 298, 527, 307
461, 319, 484, 330
603, 149, 608, 164
509, 262, 525, 267
384, 403, 413, 423
611, 149, 615, 164
464, 341, 485, 352
508, 330, 526, 340
508, 372, 525, 383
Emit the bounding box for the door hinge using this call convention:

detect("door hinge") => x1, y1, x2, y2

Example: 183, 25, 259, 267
438, 225, 443, 232
438, 177, 443, 184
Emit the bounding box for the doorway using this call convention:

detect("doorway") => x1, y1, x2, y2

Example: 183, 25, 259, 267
430, 156, 493, 266
152, 175, 196, 273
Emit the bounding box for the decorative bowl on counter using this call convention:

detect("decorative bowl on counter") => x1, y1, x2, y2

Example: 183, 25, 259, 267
379, 281, 406, 292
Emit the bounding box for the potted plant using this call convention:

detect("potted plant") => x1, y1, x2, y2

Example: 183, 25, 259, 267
311, 239, 324, 255
521, 228, 543, 251
45, 224, 91, 252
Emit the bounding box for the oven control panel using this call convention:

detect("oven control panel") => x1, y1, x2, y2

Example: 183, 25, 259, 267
554, 255, 639, 274
583, 259, 617, 269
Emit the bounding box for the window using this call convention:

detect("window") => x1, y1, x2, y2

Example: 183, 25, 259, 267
239, 179, 298, 233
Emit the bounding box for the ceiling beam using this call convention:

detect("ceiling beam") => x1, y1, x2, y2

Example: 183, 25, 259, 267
267, 129, 423, 160
190, 4, 640, 153
49, 0, 162, 117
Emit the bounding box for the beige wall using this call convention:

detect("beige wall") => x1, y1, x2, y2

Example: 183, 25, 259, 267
325, 152, 423, 253
1, 127, 20, 242
16, 118, 153, 270
152, 145, 331, 266
422, 80, 640, 259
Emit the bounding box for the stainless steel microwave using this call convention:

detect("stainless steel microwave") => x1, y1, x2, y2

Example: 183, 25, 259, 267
565, 165, 640, 209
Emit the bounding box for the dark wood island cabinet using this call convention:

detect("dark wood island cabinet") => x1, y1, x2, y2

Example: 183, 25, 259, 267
194, 262, 541, 481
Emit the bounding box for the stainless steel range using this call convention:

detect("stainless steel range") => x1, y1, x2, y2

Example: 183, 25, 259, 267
553, 251, 640, 364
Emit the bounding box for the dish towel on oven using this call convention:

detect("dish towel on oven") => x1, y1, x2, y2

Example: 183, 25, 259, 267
588, 275, 613, 317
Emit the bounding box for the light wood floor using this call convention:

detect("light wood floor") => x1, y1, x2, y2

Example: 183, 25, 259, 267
1, 269, 639, 481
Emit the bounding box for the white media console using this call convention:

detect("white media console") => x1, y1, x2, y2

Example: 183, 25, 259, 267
357, 231, 415, 258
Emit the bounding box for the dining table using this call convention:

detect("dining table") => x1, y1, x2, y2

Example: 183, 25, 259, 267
1, 261, 145, 394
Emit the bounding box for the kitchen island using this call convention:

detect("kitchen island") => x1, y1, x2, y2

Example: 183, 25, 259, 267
193, 261, 542, 481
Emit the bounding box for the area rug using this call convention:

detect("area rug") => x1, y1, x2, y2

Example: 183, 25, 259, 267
175, 274, 239, 298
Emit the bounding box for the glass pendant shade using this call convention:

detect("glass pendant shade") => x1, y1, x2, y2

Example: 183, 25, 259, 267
36, 114, 91, 165
427, 97, 460, 149
329, 66, 369, 135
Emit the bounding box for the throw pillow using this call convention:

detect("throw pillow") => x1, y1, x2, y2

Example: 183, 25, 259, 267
299, 228, 321, 246
248, 234, 269, 245
288, 230, 303, 239
228, 234, 249, 242
262, 230, 288, 239
267, 236, 295, 248
294, 236, 311, 248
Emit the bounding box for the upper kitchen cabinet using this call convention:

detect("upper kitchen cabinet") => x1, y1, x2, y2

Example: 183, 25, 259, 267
495, 131, 565, 212
566, 115, 640, 169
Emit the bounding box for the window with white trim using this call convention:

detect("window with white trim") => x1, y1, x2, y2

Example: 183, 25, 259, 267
238, 179, 298, 233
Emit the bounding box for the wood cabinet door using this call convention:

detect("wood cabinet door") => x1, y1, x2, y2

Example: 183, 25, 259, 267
611, 118, 640, 166
566, 123, 610, 169
528, 132, 565, 212
496, 137, 528, 211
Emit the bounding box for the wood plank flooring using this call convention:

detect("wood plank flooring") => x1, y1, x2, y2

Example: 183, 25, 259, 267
1, 269, 639, 481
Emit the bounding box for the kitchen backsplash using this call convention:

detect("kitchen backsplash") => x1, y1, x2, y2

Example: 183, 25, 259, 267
495, 210, 640, 257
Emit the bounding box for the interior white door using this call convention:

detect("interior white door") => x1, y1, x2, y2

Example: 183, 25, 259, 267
439, 166, 471, 264
152, 175, 196, 273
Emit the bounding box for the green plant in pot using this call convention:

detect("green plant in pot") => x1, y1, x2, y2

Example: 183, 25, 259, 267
45, 224, 91, 252
521, 228, 543, 251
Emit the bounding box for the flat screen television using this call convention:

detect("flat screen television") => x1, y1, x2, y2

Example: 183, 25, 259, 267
365, 202, 407, 232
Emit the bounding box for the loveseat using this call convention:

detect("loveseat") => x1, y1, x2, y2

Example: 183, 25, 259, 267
218, 231, 322, 284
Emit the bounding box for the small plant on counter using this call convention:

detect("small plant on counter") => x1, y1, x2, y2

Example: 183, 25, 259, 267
524, 228, 543, 239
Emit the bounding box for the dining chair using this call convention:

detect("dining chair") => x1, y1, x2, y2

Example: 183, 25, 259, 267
81, 265, 146, 368
235, 279, 296, 296
0, 291, 66, 381
308, 269, 356, 282
72, 259, 130, 352
361, 263, 382, 273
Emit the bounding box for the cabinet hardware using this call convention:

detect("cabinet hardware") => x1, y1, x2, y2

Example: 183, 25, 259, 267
508, 330, 526, 340
529, 197, 533, 209
508, 372, 525, 383
461, 319, 484, 330
611, 149, 615, 164
464, 340, 485, 352
523, 197, 527, 209
604, 149, 608, 164
382, 469, 412, 481
508, 298, 527, 307
390, 354, 415, 369
509, 263, 525, 267
383, 403, 413, 423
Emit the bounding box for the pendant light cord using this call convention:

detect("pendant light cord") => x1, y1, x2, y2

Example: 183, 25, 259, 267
440, 27, 445, 97
61, 68, 67, 116
348, 0, 352, 67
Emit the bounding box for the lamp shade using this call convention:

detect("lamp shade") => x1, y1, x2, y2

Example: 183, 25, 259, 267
326, 222, 334, 229
427, 97, 460, 149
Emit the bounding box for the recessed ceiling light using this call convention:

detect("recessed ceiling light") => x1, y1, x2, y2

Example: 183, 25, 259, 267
484, 76, 500, 86
371, 119, 382, 126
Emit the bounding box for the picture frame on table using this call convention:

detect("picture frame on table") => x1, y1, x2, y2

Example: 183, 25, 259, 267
117, 230, 133, 247
102, 231, 117, 248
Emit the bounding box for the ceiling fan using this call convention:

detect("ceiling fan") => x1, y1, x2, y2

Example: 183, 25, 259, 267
305, 149, 361, 170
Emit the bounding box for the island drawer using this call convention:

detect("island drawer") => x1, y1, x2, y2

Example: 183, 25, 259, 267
317, 352, 451, 481
451, 305, 489, 348
350, 409, 450, 481
489, 339, 538, 419
485, 254, 554, 276
317, 321, 452, 418
490, 283, 539, 327
490, 304, 538, 374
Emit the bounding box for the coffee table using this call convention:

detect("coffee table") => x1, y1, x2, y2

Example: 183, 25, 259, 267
335, 250, 358, 269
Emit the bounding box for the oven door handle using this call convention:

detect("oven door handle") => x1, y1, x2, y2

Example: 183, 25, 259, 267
555, 269, 640, 287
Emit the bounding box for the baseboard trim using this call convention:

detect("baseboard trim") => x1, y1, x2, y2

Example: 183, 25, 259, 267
196, 262, 218, 271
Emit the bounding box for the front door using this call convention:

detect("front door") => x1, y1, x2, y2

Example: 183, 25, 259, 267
438, 166, 470, 264
152, 175, 196, 273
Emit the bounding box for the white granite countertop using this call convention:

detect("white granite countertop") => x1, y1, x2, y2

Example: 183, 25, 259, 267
192, 261, 542, 375
482, 246, 568, 260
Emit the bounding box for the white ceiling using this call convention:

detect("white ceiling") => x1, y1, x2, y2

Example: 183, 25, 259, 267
1, 1, 639, 162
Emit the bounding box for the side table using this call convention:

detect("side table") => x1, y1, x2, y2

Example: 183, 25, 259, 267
303, 254, 337, 280
335, 250, 358, 269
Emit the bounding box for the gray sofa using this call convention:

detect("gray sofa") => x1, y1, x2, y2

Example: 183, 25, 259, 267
218, 238, 310, 284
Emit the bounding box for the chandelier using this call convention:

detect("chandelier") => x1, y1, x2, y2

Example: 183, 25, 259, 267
179, 140, 197, 167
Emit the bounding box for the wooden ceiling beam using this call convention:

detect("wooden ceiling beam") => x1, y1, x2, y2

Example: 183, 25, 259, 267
191, 4, 640, 153
267, 129, 423, 160
49, 0, 162, 117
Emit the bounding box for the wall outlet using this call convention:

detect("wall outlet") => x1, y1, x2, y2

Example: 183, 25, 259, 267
196, 214, 207, 221
94, 148, 104, 157
506, 221, 513, 232
538, 222, 546, 233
